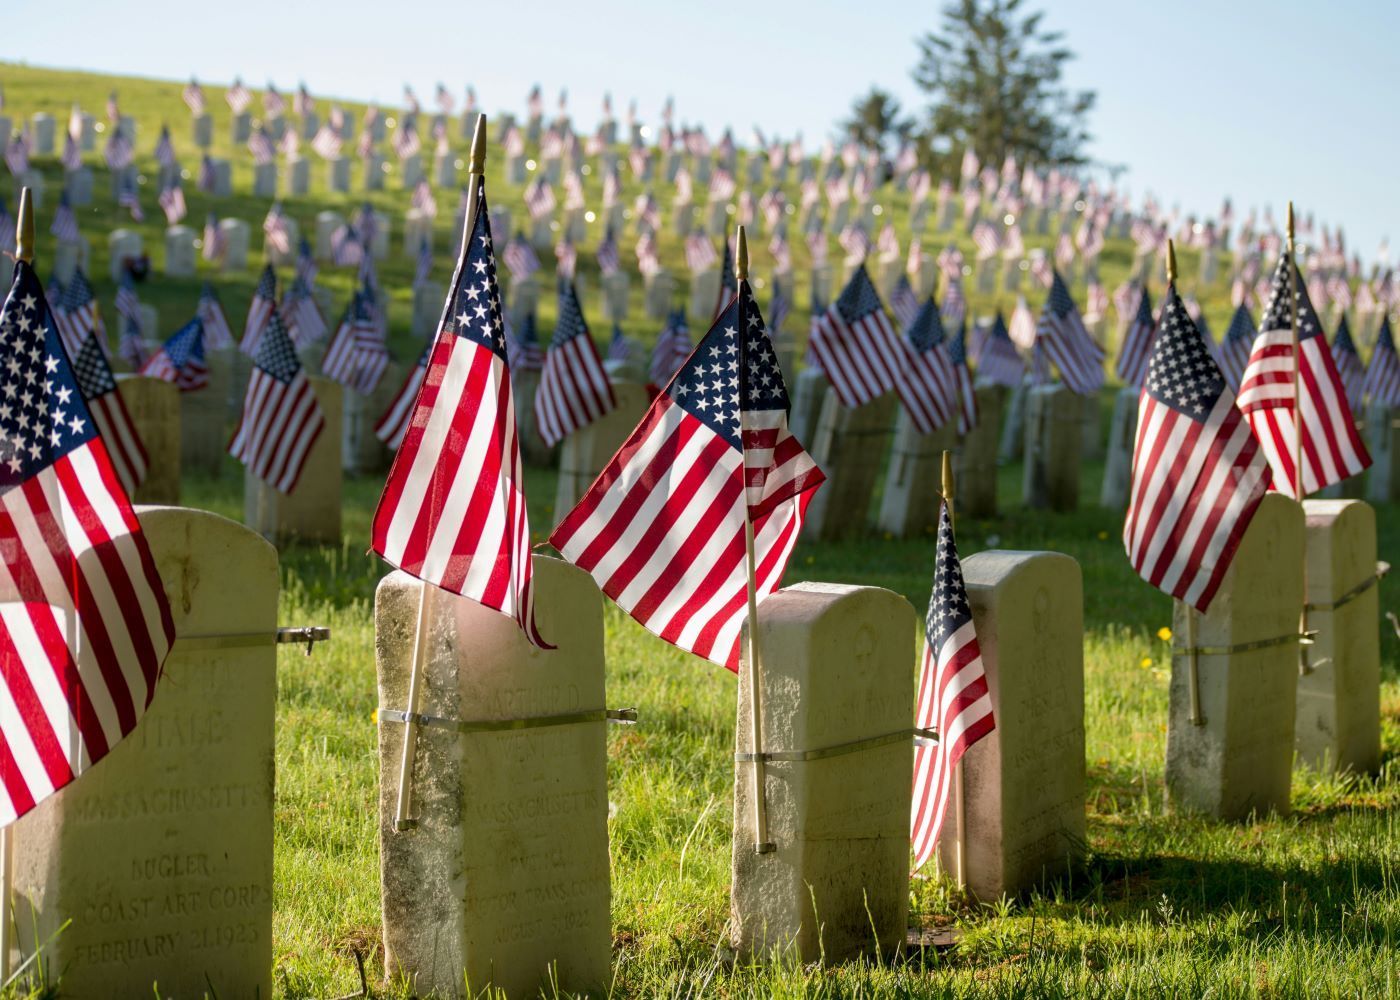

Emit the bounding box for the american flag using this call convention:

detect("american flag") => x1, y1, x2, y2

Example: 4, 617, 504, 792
50, 193, 81, 243
0, 260, 176, 826
241, 264, 279, 355
330, 224, 363, 267
229, 311, 325, 493
889, 275, 920, 329
708, 168, 736, 203
608, 324, 637, 363
971, 221, 1000, 260
374, 345, 429, 450
1330, 316, 1365, 413
226, 78, 252, 114
197, 154, 217, 194
370, 181, 547, 646
977, 313, 1025, 389
768, 284, 791, 337
502, 231, 541, 281
684, 231, 719, 273
114, 273, 141, 329
201, 212, 226, 263
809, 264, 902, 408
196, 282, 234, 349
1124, 284, 1271, 611
183, 79, 206, 115
140, 316, 209, 391
413, 237, 434, 290
117, 315, 147, 371
322, 287, 390, 394
281, 275, 326, 347
1115, 286, 1156, 388
1364, 315, 1400, 406
910, 500, 995, 870
948, 319, 979, 434
649, 308, 692, 386
311, 123, 343, 159
116, 173, 143, 222
263, 203, 292, 256
52, 268, 102, 359
263, 84, 286, 118
714, 240, 737, 322
434, 82, 455, 115
295, 236, 318, 284
60, 131, 82, 172
1218, 304, 1256, 392
411, 180, 438, 218
248, 127, 276, 166
153, 127, 176, 169
535, 280, 617, 447
596, 226, 621, 276
940, 277, 967, 330
1036, 270, 1105, 395
1238, 253, 1370, 498
524, 178, 556, 220
635, 232, 661, 278
102, 131, 131, 171
892, 298, 956, 434
550, 280, 824, 671
554, 237, 577, 281
506, 310, 546, 373
157, 182, 187, 225
66, 299, 150, 497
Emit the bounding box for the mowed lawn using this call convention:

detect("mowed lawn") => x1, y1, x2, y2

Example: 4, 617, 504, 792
0, 62, 1398, 999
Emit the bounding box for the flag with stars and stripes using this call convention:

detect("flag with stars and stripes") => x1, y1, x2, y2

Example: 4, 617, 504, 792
809, 263, 903, 408
1330, 316, 1364, 413
281, 275, 326, 348
228, 311, 325, 494
948, 318, 979, 434
596, 227, 620, 276
374, 345, 429, 451
535, 280, 617, 447
1125, 284, 1271, 611
889, 275, 920, 330
977, 312, 1026, 389
183, 79, 206, 115
502, 232, 541, 281
0, 260, 176, 826
50, 194, 81, 244
506, 310, 546, 374
370, 181, 548, 647
52, 268, 102, 360
892, 298, 957, 434
322, 286, 390, 394
649, 308, 693, 387
1218, 303, 1256, 392
1364, 315, 1400, 407
911, 500, 994, 871
140, 316, 209, 391
1115, 285, 1156, 388
196, 283, 234, 350
241, 264, 279, 355
713, 239, 737, 322
550, 281, 824, 671
66, 297, 148, 496
1237, 253, 1370, 498
1036, 270, 1105, 395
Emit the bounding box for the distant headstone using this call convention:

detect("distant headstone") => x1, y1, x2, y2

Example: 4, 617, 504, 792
341, 374, 398, 475
138, 304, 160, 345
264, 217, 301, 268
116, 375, 180, 504
300, 109, 319, 140
230, 111, 251, 144
513, 369, 554, 467
401, 153, 424, 189
243, 376, 342, 544
1022, 384, 1081, 511
1166, 493, 1303, 820
788, 368, 828, 447
108, 228, 144, 282
53, 237, 89, 286
30, 112, 56, 155
672, 201, 695, 237
1364, 403, 1399, 502
688, 268, 722, 321
370, 210, 391, 260
9, 506, 277, 1000
948, 550, 1086, 899
252, 162, 277, 198
999, 383, 1028, 462
286, 157, 310, 196
376, 560, 612, 999
265, 115, 286, 141
218, 218, 250, 271
0, 116, 10, 153
553, 381, 648, 522
314, 210, 344, 260
1080, 390, 1103, 460
643, 270, 677, 321
434, 151, 456, 189
164, 225, 197, 277
957, 384, 1005, 519
802, 392, 897, 540
1099, 386, 1139, 509
364, 152, 386, 191
600, 271, 630, 323
403, 209, 433, 256
1296, 500, 1381, 775
209, 157, 232, 197
182, 348, 235, 476
876, 408, 955, 537
326, 156, 350, 192
64, 165, 94, 205
75, 112, 96, 151
410, 280, 444, 339
730, 582, 915, 963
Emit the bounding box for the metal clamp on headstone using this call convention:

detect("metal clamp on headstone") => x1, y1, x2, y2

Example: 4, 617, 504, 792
171, 625, 332, 655
378, 706, 638, 733
1173, 630, 1316, 658
1304, 561, 1390, 613
735, 727, 938, 764
277, 626, 332, 655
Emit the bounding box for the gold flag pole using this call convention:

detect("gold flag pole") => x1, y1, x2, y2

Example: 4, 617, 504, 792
736, 225, 774, 854
1166, 240, 1203, 726
941, 450, 967, 887
391, 115, 488, 833
1286, 203, 1311, 676
1, 189, 34, 980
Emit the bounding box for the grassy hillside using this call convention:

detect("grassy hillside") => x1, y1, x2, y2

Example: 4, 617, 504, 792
1, 63, 1399, 1000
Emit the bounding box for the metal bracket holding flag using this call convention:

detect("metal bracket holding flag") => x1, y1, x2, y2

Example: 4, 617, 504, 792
170, 626, 332, 656
378, 706, 638, 735
735, 727, 938, 764
1303, 561, 1390, 614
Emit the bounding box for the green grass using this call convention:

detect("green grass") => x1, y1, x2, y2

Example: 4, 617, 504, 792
2, 63, 1400, 1000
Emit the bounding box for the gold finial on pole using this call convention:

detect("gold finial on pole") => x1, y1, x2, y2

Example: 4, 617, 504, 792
469, 112, 488, 175
16, 187, 34, 264
735, 224, 749, 282
1286, 200, 1295, 246
456, 114, 489, 267
941, 450, 955, 523
1166, 239, 1177, 284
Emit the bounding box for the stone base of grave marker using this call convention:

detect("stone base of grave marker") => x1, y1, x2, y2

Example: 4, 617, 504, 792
117, 375, 180, 504
1296, 500, 1381, 775
1022, 385, 1081, 511
803, 392, 897, 541
1166, 494, 1303, 820
957, 384, 1005, 519
944, 550, 1086, 899
1100, 387, 1139, 509
376, 561, 612, 999
10, 506, 277, 999
552, 381, 648, 523
877, 408, 956, 537
243, 376, 342, 544
1364, 403, 1399, 502
731, 582, 915, 964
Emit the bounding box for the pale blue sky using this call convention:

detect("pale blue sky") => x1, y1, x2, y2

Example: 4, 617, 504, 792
5, 0, 1395, 256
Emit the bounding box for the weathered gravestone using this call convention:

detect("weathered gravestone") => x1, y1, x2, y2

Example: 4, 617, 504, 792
326, 156, 351, 193
552, 381, 648, 522
191, 113, 212, 148
108, 228, 143, 282
1166, 493, 1303, 820
218, 218, 250, 271
998, 382, 1027, 462
375, 560, 612, 998
956, 384, 1005, 519
644, 271, 677, 321
1295, 500, 1381, 775
876, 408, 955, 537
252, 162, 277, 198
286, 157, 310, 197
230, 111, 251, 143
730, 582, 916, 963
164, 225, 197, 277
787, 368, 828, 448
1099, 386, 1139, 509
208, 158, 232, 197
1365, 403, 1399, 503
411, 280, 445, 339
30, 112, 56, 155
9, 506, 277, 999
802, 392, 897, 541
64, 166, 94, 206
180, 348, 235, 477
600, 271, 630, 324
116, 375, 180, 504
941, 550, 1086, 898
314, 210, 344, 260
364, 152, 386, 191
1022, 385, 1081, 511
53, 237, 89, 286
243, 376, 342, 544
342, 377, 399, 476
263, 216, 300, 268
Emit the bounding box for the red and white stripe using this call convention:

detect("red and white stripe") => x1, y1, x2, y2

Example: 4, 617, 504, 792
88, 390, 149, 496
809, 308, 902, 407
228, 368, 325, 495
893, 342, 956, 434
535, 336, 616, 448
374, 359, 428, 450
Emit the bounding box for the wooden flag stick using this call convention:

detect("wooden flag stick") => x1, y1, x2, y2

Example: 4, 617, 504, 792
391, 116, 488, 833
942, 450, 967, 888
1167, 241, 1204, 726
736, 225, 774, 854
1286, 202, 1312, 676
